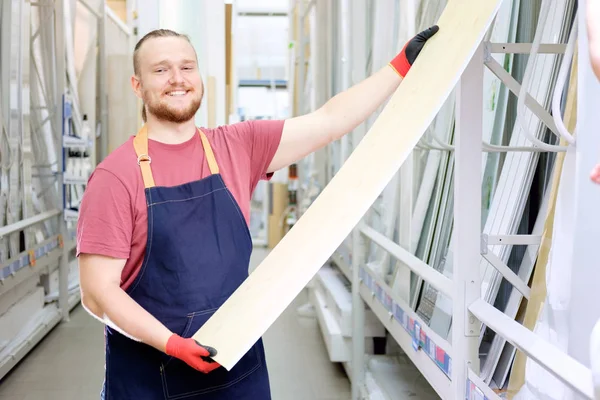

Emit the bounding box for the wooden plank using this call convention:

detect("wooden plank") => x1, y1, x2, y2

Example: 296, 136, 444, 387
192, 0, 505, 371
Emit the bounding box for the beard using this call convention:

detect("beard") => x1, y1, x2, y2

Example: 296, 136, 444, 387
142, 87, 202, 123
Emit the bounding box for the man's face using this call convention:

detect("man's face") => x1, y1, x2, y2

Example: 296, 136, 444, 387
132, 36, 203, 123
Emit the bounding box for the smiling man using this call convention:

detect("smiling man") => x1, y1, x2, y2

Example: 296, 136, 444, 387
76, 26, 438, 399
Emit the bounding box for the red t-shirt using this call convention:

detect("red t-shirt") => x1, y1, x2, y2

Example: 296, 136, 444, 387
76, 119, 284, 290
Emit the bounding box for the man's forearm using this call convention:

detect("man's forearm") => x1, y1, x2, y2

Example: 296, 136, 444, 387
319, 65, 402, 142
90, 286, 172, 352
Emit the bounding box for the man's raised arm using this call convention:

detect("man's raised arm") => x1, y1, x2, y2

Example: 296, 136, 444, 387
268, 25, 439, 173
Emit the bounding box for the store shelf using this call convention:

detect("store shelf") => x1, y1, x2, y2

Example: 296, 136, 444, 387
309, 285, 351, 362
358, 264, 452, 399
0, 303, 62, 380
467, 368, 502, 400
238, 79, 288, 88
62, 135, 92, 148
314, 265, 385, 338
0, 236, 62, 285
364, 355, 440, 399
0, 287, 80, 382
63, 208, 80, 222
309, 275, 378, 362
63, 173, 88, 185
331, 247, 351, 281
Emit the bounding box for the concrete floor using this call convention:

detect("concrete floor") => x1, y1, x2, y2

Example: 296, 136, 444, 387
0, 248, 351, 399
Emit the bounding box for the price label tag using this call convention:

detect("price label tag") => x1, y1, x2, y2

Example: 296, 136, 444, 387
412, 321, 421, 351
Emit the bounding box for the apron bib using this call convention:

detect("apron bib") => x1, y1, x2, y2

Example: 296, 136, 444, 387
101, 126, 271, 399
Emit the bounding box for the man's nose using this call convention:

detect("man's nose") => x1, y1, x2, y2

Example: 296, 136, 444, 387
169, 68, 185, 84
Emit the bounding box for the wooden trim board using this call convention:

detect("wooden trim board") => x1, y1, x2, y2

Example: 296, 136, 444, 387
192, 0, 505, 371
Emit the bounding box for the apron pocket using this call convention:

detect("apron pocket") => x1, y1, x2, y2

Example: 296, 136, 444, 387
160, 308, 263, 399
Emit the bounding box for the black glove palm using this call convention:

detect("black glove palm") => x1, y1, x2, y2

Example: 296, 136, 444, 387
404, 25, 440, 64
389, 25, 439, 77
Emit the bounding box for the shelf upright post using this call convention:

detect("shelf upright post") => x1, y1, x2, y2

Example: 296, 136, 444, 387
313, 0, 329, 188
296, 0, 304, 119
0, 0, 13, 267
350, 0, 368, 398
351, 225, 367, 400
98, 0, 108, 162
295, 0, 305, 206
55, 0, 70, 322
21, 0, 35, 249
349, 0, 367, 146
397, 1, 416, 304
6, 0, 23, 261
452, 41, 485, 398
338, 0, 351, 164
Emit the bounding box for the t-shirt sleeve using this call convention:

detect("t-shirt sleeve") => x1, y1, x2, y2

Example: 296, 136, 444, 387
245, 119, 284, 187
76, 168, 133, 260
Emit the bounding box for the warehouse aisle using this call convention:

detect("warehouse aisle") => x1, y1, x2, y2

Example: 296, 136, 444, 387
0, 247, 351, 399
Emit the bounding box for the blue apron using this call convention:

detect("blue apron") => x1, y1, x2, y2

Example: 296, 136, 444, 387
101, 126, 271, 399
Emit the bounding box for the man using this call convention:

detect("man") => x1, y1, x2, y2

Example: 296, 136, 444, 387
77, 25, 438, 399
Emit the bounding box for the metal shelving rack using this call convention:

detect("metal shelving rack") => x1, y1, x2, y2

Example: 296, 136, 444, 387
0, 0, 113, 381
0, 0, 72, 380
61, 93, 92, 223
291, 0, 600, 399
344, 34, 595, 400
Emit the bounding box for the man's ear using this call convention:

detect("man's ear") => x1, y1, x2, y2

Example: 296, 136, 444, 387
131, 75, 142, 99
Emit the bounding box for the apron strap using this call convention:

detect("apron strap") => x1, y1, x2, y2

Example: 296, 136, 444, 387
198, 129, 220, 175
133, 126, 220, 189
133, 125, 156, 189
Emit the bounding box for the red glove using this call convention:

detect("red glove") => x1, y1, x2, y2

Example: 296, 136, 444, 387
389, 25, 439, 78
165, 334, 221, 373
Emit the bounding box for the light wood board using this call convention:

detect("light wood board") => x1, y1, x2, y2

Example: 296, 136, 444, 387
193, 0, 505, 371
